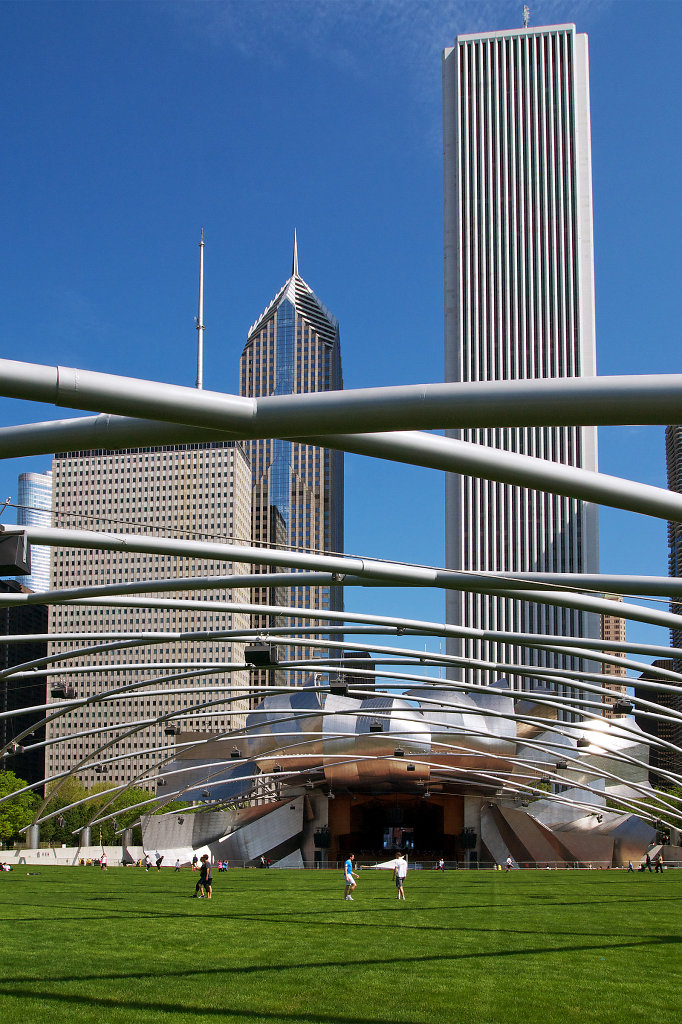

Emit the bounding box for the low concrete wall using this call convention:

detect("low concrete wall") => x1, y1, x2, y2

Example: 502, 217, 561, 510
1, 845, 144, 867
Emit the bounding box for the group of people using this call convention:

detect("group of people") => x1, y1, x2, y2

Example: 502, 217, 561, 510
139, 852, 164, 871
631, 853, 665, 873
343, 852, 408, 901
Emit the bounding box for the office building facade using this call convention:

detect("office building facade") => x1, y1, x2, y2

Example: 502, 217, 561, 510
666, 425, 682, 663
15, 470, 53, 593
659, 424, 682, 778
443, 24, 600, 695
635, 660, 681, 787
0, 580, 48, 788
239, 241, 343, 685
600, 594, 628, 718
45, 443, 252, 787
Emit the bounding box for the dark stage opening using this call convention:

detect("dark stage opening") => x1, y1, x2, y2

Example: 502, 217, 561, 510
346, 798, 448, 859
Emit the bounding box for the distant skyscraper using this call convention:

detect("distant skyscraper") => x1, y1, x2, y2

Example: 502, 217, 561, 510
15, 470, 52, 592
658, 424, 682, 777
600, 594, 628, 718
0, 580, 48, 788
666, 425, 682, 664
239, 238, 344, 685
45, 443, 252, 787
443, 24, 600, 696
635, 660, 680, 787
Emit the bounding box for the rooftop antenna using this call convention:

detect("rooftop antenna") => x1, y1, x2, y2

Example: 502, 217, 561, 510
292, 228, 299, 277
523, 5, 530, 27
195, 228, 205, 390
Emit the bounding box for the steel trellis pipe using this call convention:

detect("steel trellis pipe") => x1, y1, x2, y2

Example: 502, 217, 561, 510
2, 357, 682, 431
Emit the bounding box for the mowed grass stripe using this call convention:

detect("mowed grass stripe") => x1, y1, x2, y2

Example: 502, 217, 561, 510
0, 867, 679, 1024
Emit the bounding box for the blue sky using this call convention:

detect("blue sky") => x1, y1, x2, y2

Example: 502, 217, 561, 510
0, 0, 681, 655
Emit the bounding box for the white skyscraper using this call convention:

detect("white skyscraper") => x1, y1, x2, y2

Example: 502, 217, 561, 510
15, 470, 53, 593
443, 24, 600, 691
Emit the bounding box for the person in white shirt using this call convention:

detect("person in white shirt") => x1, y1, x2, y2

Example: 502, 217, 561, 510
393, 853, 408, 900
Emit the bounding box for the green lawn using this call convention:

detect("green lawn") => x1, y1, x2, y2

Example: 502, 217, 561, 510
0, 865, 679, 1024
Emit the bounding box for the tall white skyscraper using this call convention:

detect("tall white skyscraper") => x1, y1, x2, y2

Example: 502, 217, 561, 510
15, 470, 53, 592
443, 24, 600, 691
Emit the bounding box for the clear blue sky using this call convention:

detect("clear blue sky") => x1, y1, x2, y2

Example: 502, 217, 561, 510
0, 0, 680, 656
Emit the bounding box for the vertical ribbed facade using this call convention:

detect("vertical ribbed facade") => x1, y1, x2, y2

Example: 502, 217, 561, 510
15, 470, 53, 593
666, 424, 682, 653
239, 258, 343, 687
663, 425, 682, 774
443, 24, 599, 694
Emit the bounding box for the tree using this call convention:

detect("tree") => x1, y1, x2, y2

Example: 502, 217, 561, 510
653, 785, 682, 836
0, 770, 38, 843
35, 778, 189, 848
40, 777, 90, 846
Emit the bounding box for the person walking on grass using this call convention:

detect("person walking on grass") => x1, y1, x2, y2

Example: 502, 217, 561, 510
393, 852, 407, 900
193, 854, 212, 899
344, 853, 358, 900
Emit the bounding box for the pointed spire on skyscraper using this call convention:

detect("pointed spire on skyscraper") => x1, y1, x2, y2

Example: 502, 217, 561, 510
292, 229, 299, 277
196, 227, 205, 390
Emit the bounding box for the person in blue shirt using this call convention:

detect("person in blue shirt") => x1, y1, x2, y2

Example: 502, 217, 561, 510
344, 853, 359, 900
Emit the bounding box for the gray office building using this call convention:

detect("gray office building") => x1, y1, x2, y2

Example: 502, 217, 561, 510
45, 443, 253, 787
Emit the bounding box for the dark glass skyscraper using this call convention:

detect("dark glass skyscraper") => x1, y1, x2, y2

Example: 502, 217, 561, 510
239, 238, 344, 684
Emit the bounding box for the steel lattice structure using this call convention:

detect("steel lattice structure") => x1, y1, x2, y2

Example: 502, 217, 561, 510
0, 357, 680, 857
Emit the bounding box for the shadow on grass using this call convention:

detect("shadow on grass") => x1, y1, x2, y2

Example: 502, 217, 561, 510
1, 935, 682, 1024
0, 937, 680, 1023
0, 986, 415, 1024
3, 893, 680, 941
1, 933, 680, 989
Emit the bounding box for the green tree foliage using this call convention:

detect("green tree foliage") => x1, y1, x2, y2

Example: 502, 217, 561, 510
40, 781, 161, 846
0, 770, 38, 842
653, 784, 682, 834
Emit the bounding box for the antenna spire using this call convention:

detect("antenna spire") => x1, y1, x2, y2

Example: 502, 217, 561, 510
523, 5, 530, 27
292, 229, 299, 277
196, 228, 205, 390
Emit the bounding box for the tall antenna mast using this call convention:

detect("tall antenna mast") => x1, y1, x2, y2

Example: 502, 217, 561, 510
196, 227, 205, 390
523, 5, 530, 27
